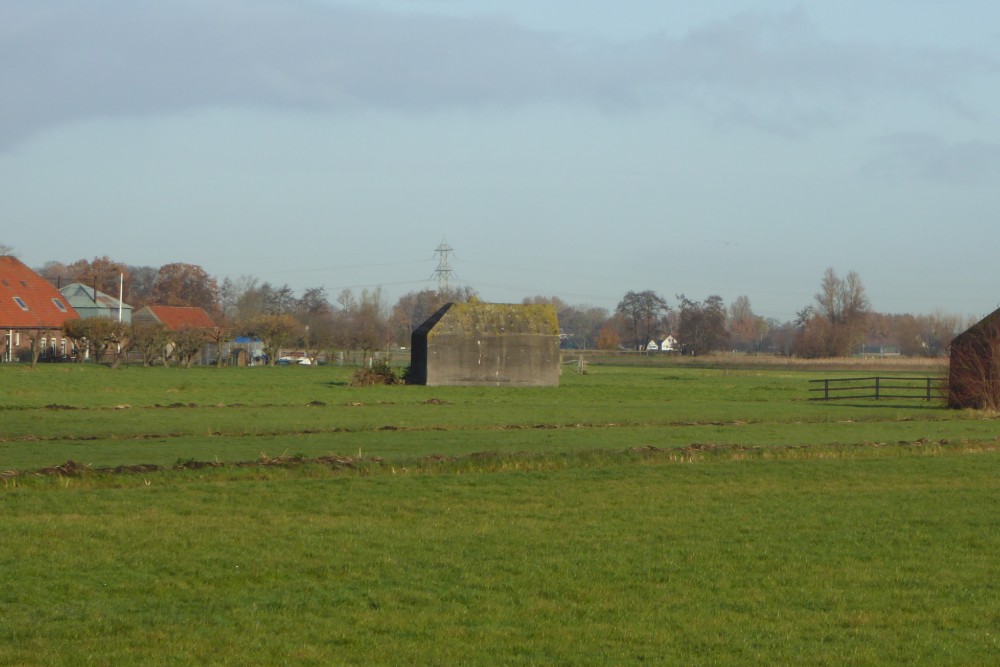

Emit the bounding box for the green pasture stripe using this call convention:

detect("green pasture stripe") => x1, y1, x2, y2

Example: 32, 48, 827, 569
1, 453, 997, 665
2, 418, 999, 472
0, 363, 985, 472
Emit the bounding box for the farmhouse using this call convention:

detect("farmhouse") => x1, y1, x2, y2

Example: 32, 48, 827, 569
410, 301, 560, 386
948, 308, 1000, 409
0, 255, 79, 362
133, 305, 217, 365
59, 282, 133, 323
132, 305, 215, 331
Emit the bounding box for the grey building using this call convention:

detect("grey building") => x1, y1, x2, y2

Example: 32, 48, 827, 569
59, 283, 132, 323
410, 302, 560, 386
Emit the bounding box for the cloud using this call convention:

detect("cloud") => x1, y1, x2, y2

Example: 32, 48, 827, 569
864, 133, 1000, 185
1, 1, 994, 147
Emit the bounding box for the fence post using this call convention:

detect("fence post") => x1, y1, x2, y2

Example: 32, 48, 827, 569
875, 376, 880, 400
926, 377, 932, 401
824, 378, 830, 401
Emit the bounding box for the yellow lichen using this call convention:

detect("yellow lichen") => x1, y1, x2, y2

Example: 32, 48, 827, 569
429, 302, 558, 337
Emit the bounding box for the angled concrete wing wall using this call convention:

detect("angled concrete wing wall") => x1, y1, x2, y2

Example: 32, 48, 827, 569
411, 302, 560, 386
409, 304, 451, 386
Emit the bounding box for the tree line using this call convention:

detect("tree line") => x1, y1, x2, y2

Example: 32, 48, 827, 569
605, 270, 965, 358
32, 255, 968, 362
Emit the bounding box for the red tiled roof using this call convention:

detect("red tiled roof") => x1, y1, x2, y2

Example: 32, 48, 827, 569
139, 305, 215, 330
0, 256, 80, 329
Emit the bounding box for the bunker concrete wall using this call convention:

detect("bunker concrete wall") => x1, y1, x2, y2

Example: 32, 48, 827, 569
948, 310, 1000, 409
425, 333, 560, 386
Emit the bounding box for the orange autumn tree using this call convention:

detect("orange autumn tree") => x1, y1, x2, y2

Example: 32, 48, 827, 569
150, 263, 221, 317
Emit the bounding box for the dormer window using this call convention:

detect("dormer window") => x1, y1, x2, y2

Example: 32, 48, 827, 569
52, 298, 68, 312
13, 296, 29, 311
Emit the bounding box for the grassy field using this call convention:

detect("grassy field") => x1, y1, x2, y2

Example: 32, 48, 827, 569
2, 362, 998, 665
0, 361, 978, 472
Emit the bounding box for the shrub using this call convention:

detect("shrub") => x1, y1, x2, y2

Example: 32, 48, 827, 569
350, 360, 401, 387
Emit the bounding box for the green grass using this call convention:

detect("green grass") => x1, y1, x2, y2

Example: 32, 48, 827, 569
0, 363, 985, 471
1, 363, 999, 665
2, 453, 998, 665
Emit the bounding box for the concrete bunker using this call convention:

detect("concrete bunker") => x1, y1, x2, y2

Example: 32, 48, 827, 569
948, 308, 1000, 409
410, 302, 560, 386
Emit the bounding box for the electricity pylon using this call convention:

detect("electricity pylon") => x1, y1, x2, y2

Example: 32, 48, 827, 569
432, 240, 454, 292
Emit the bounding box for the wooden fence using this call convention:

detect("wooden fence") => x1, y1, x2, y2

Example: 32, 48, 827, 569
808, 376, 943, 401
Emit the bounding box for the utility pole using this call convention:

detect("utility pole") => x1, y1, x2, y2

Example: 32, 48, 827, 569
432, 240, 454, 292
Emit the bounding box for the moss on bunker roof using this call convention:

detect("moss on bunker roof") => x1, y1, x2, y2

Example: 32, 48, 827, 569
430, 302, 559, 337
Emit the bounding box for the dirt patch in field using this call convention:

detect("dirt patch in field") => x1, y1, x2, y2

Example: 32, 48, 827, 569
11, 451, 381, 479
39, 460, 90, 476
7, 439, 994, 482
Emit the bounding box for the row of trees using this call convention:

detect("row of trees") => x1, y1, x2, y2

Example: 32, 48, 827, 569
609, 290, 733, 355
60, 317, 221, 368
606, 270, 966, 358
36, 257, 219, 315
33, 256, 968, 360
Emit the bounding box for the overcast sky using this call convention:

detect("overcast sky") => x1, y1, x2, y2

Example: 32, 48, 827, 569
2, 0, 998, 321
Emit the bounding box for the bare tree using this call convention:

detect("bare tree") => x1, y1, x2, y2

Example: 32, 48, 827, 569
62, 317, 128, 367
246, 314, 301, 366
128, 321, 170, 367
728, 295, 756, 351
292, 287, 334, 366
125, 265, 159, 309
815, 268, 841, 325
798, 268, 871, 357
63, 319, 91, 363
171, 327, 209, 368
22, 329, 50, 369
204, 323, 232, 367
220, 275, 261, 321
677, 294, 728, 355
595, 322, 621, 350
262, 283, 298, 315
616, 290, 669, 350
351, 288, 390, 359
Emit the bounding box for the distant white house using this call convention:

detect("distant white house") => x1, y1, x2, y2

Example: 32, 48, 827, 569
645, 335, 680, 353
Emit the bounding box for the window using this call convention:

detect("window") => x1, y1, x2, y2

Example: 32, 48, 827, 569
52, 298, 68, 312
12, 296, 28, 311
